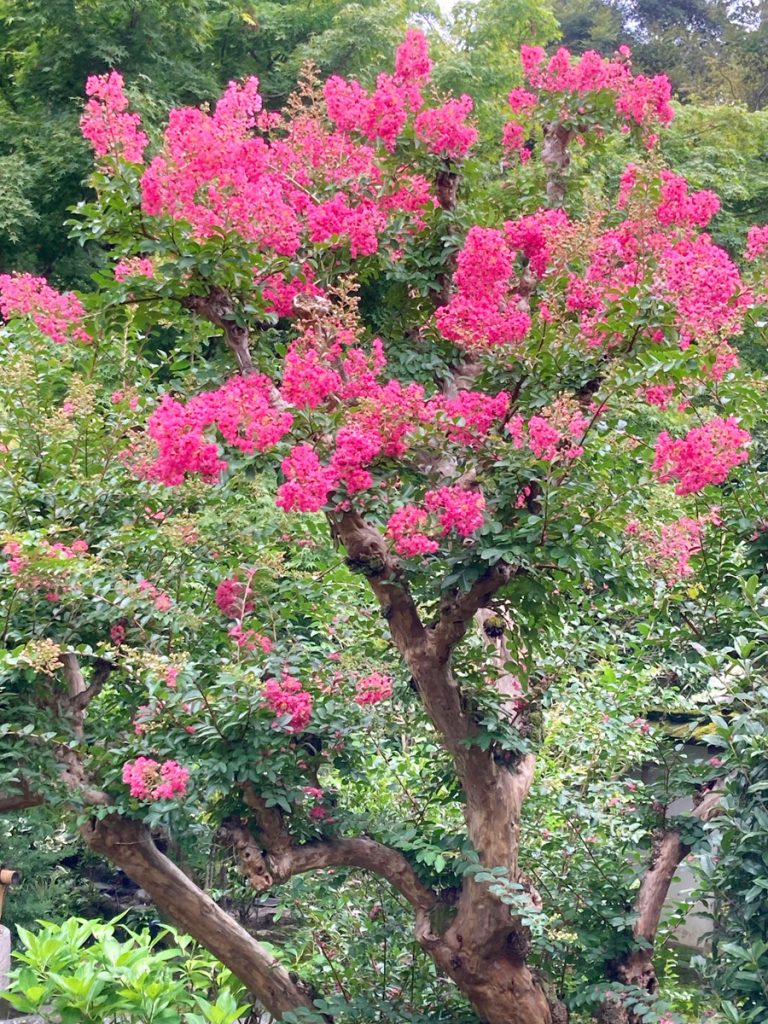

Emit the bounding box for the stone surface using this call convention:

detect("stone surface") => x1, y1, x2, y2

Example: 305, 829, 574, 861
0, 926, 10, 991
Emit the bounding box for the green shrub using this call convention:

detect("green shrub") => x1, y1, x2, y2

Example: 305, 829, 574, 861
6, 916, 251, 1024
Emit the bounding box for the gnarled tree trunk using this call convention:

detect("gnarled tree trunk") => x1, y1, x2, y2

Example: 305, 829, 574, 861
81, 815, 316, 1020
332, 510, 555, 1024
599, 788, 722, 1024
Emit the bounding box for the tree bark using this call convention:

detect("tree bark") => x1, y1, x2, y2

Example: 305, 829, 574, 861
599, 788, 722, 1024
0, 779, 44, 812
333, 509, 553, 1023
81, 814, 316, 1020
541, 123, 573, 209
181, 288, 253, 375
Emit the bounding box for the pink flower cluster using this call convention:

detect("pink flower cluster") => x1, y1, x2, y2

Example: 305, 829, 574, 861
554, 176, 749, 358
355, 672, 393, 705
506, 408, 588, 462
519, 45, 674, 127
386, 486, 485, 557
264, 675, 312, 732
277, 443, 338, 513
3, 538, 88, 578
504, 209, 571, 277
653, 417, 751, 495
276, 373, 432, 512
307, 194, 386, 258
81, 71, 148, 164
641, 383, 676, 409
501, 120, 531, 163
280, 314, 387, 412
507, 88, 538, 113
435, 390, 510, 446
262, 267, 323, 318
85, 48, 434, 267
122, 757, 189, 800
324, 29, 431, 150
414, 95, 478, 159
618, 165, 720, 228
386, 505, 438, 557
215, 573, 255, 618
145, 374, 293, 486
745, 224, 768, 261
659, 233, 750, 353
139, 77, 300, 249
302, 786, 330, 821
324, 74, 408, 151
394, 29, 433, 87
627, 512, 721, 584
229, 624, 272, 653
138, 578, 173, 612
114, 257, 155, 282
436, 226, 531, 349
0, 273, 91, 344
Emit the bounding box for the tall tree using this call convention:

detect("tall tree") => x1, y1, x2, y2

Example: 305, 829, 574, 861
2, 33, 767, 1024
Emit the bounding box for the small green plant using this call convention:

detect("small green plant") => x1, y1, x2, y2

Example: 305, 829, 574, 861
6, 916, 251, 1024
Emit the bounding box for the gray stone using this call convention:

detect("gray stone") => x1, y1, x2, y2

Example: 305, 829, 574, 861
0, 926, 10, 991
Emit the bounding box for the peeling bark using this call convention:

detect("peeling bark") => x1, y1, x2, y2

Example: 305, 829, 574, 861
333, 507, 553, 1023
181, 288, 253, 375
541, 123, 573, 209
599, 787, 722, 1024
227, 823, 439, 914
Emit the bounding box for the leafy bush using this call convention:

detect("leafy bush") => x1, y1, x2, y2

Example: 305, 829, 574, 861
7, 916, 250, 1024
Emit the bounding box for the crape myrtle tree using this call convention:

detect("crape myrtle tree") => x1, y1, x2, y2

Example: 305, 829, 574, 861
1, 31, 768, 1024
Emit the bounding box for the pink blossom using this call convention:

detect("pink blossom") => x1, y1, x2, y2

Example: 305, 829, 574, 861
276, 444, 337, 513
355, 672, 394, 705
394, 29, 432, 87
81, 70, 148, 164
386, 506, 439, 558
0, 273, 91, 344
507, 88, 538, 113
745, 224, 768, 261
630, 513, 721, 584
414, 96, 478, 159
229, 624, 272, 653
307, 194, 386, 258
437, 391, 510, 447
114, 257, 155, 282
215, 574, 255, 618
262, 268, 323, 318
144, 375, 293, 486
424, 486, 485, 537
110, 623, 126, 646
653, 418, 750, 495
264, 675, 312, 731
436, 226, 531, 349
122, 757, 189, 800
501, 120, 530, 162
519, 45, 673, 126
